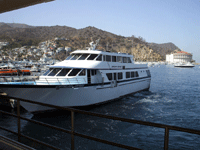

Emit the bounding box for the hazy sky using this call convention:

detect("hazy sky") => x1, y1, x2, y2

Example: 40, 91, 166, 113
0, 0, 200, 62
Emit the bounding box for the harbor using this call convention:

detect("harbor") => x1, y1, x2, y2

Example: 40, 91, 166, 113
0, 1, 200, 149
0, 65, 200, 149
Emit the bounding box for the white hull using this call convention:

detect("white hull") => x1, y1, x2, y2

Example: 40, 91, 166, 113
174, 65, 194, 68
174, 63, 195, 68
0, 41, 152, 113
0, 78, 150, 112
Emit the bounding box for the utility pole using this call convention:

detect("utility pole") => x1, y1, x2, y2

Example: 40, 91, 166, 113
106, 42, 109, 51
131, 40, 133, 56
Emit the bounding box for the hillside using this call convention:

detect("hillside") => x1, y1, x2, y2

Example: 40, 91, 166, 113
0, 22, 34, 28
0, 22, 180, 61
148, 42, 180, 58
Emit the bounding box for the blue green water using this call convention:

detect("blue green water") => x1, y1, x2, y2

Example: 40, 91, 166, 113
1, 65, 200, 150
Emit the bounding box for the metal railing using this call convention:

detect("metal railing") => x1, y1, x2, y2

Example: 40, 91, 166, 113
36, 77, 87, 85
0, 76, 104, 86
0, 95, 200, 150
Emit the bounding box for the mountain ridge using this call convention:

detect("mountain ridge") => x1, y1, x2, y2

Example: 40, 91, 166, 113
0, 22, 180, 61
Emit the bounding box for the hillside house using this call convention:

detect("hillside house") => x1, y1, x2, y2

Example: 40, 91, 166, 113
65, 46, 71, 52
19, 47, 26, 53
0, 42, 9, 46
31, 46, 37, 49
56, 47, 65, 53
36, 52, 42, 56
33, 48, 40, 53
40, 53, 52, 62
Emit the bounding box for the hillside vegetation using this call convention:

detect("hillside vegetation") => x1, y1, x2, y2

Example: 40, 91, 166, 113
0, 23, 180, 61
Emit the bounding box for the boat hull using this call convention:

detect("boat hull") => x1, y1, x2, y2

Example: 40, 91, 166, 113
0, 77, 151, 112
174, 66, 194, 68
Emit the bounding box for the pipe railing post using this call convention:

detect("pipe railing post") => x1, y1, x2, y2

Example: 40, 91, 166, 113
45, 78, 49, 85
164, 127, 169, 150
67, 78, 71, 85
75, 78, 79, 84
17, 99, 21, 142
71, 111, 75, 150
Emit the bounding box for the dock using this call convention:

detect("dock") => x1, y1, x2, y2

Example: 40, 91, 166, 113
0, 135, 35, 150
0, 76, 39, 82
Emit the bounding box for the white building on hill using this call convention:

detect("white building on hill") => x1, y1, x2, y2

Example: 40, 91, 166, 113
166, 50, 193, 64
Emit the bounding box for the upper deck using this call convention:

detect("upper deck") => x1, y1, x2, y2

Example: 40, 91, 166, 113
51, 49, 148, 70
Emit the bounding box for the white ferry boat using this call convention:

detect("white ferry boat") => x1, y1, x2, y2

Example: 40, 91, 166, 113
174, 62, 195, 68
0, 41, 151, 112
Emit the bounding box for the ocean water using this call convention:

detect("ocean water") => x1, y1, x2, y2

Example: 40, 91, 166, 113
0, 65, 200, 150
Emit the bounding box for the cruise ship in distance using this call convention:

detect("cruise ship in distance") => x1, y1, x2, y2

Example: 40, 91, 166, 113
0, 40, 151, 113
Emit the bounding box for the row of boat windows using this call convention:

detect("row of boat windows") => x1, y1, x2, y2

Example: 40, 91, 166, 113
106, 71, 139, 81
43, 68, 86, 77
66, 53, 132, 63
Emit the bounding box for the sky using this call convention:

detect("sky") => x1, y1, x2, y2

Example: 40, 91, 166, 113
0, 0, 200, 62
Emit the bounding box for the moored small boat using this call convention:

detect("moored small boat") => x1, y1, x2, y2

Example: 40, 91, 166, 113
174, 62, 195, 68
0, 69, 32, 76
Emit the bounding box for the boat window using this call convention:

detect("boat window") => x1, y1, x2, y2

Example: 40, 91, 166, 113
57, 68, 71, 76
118, 72, 123, 80
91, 70, 97, 76
71, 54, 82, 60
87, 54, 98, 60
106, 55, 111, 62
146, 70, 151, 77
78, 54, 90, 60
103, 55, 106, 61
117, 56, 122, 63
48, 68, 62, 76
106, 73, 112, 80
131, 72, 135, 78
65, 55, 73, 60
126, 72, 130, 78
79, 69, 86, 76
68, 69, 81, 76
112, 56, 116, 62
136, 71, 139, 77
114, 73, 117, 80
123, 57, 127, 63
127, 57, 132, 63
43, 68, 53, 76
96, 55, 102, 61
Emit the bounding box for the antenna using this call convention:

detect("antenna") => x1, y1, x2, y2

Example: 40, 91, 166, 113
88, 38, 100, 50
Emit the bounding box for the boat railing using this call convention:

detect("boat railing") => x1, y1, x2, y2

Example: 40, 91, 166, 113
36, 77, 87, 85
0, 95, 200, 150
0, 76, 103, 86
37, 77, 103, 85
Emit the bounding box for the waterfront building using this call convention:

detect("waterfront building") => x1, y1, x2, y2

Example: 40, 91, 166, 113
166, 50, 193, 64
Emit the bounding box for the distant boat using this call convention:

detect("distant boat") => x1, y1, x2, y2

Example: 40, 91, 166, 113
30, 65, 41, 72
0, 69, 32, 76
174, 62, 195, 68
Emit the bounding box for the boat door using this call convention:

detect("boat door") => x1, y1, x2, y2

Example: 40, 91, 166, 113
87, 70, 91, 84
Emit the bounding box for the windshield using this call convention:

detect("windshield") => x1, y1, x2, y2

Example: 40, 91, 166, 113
78, 54, 90, 60
70, 54, 82, 60
65, 55, 73, 60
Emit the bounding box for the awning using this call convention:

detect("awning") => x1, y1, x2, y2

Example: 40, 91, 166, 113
0, 0, 54, 14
